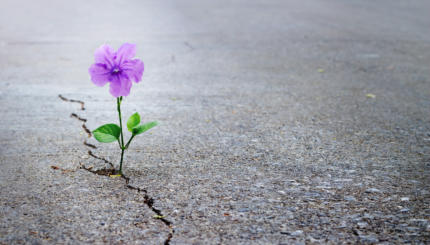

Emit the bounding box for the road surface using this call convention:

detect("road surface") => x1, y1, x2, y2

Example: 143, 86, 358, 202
1, 0, 429, 243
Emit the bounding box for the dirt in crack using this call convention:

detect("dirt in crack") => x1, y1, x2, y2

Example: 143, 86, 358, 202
59, 94, 175, 244
80, 164, 118, 176
88, 150, 114, 168
124, 178, 175, 245
59, 94, 85, 110
84, 141, 97, 149
71, 113, 87, 122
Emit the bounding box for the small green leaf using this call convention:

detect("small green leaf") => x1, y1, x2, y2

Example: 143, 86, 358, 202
127, 112, 141, 132
132, 121, 158, 136
92, 124, 120, 143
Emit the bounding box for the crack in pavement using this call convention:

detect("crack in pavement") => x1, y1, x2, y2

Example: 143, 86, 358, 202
81, 124, 92, 138
87, 150, 114, 168
70, 113, 87, 122
122, 175, 174, 244
59, 94, 85, 110
59, 94, 175, 244
83, 141, 97, 149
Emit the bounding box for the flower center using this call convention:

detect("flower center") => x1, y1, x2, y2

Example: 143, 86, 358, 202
112, 67, 120, 74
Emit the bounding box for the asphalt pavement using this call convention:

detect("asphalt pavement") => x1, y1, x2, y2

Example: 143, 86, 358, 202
1, 0, 429, 244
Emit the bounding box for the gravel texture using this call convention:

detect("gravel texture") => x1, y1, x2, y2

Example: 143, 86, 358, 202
1, 0, 429, 244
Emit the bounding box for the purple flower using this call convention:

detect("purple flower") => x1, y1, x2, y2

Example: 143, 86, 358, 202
89, 43, 144, 97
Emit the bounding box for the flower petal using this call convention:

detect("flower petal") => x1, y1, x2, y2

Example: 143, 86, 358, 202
122, 59, 144, 83
116, 43, 136, 64
109, 75, 132, 97
94, 44, 115, 67
89, 63, 110, 86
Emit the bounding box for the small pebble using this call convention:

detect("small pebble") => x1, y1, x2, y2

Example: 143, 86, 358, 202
291, 230, 304, 236
409, 219, 428, 226
306, 236, 320, 243
406, 227, 420, 232
357, 222, 368, 229
338, 221, 347, 228
365, 188, 381, 193
344, 196, 356, 202
359, 235, 379, 243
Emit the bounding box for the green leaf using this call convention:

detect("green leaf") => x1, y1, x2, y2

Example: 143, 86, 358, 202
92, 124, 121, 143
127, 112, 141, 132
132, 121, 158, 136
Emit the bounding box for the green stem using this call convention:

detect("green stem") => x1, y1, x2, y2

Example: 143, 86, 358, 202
125, 134, 135, 149
119, 148, 125, 175
117, 97, 125, 175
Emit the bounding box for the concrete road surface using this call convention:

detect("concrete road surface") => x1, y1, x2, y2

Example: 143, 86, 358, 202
1, 0, 429, 244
